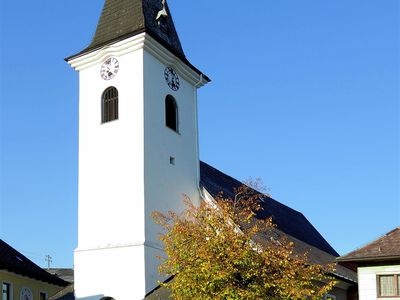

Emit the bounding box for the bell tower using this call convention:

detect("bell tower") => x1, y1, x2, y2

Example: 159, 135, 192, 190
66, 0, 209, 299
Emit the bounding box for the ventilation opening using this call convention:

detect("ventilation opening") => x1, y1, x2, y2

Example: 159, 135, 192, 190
170, 156, 175, 165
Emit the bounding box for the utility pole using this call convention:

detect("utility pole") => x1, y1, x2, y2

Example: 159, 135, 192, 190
45, 255, 52, 270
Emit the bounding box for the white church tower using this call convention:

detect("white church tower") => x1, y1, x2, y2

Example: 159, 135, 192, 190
66, 0, 209, 298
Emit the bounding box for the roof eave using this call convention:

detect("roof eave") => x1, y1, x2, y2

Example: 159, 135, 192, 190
328, 272, 358, 285
337, 255, 400, 263
0, 267, 68, 287
65, 28, 147, 62
66, 31, 210, 86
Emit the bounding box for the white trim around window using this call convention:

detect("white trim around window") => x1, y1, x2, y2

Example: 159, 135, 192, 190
39, 291, 48, 300
2, 281, 13, 300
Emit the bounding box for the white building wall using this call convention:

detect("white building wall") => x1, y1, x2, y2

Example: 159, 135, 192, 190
75, 47, 147, 299
70, 34, 205, 299
77, 48, 145, 249
358, 265, 400, 300
74, 246, 146, 299
143, 49, 201, 292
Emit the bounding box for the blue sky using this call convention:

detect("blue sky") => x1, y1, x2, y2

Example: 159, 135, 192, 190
0, 0, 399, 268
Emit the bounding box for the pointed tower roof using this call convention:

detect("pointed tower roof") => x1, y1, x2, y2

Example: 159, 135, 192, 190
70, 0, 185, 59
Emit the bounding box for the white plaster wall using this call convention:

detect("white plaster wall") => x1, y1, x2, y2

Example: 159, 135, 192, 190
358, 265, 400, 300
74, 246, 146, 299
75, 38, 203, 298
77, 49, 145, 250
143, 49, 201, 292
76, 47, 147, 299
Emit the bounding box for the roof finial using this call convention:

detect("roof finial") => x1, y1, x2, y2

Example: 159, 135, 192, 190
156, 0, 168, 24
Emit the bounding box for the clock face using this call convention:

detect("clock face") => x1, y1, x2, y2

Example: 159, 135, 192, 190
100, 57, 119, 80
20, 287, 33, 300
164, 67, 180, 91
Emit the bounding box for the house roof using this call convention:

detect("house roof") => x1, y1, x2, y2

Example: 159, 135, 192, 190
47, 268, 74, 283
337, 227, 400, 269
200, 161, 339, 257
48, 284, 74, 300
0, 239, 68, 287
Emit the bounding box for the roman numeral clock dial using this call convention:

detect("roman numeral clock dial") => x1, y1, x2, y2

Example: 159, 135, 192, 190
100, 57, 119, 80
164, 66, 180, 91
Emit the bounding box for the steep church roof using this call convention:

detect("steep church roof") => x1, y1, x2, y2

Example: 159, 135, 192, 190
199, 161, 339, 257
70, 0, 184, 59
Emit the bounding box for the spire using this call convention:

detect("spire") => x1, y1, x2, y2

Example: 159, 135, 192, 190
77, 0, 184, 58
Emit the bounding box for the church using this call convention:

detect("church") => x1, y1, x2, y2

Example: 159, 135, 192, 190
65, 0, 357, 299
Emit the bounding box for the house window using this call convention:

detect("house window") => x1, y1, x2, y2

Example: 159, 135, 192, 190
165, 95, 178, 132
39, 292, 47, 300
2, 282, 11, 300
378, 274, 400, 297
102, 87, 119, 123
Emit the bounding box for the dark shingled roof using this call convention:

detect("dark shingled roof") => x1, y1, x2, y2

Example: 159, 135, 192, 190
70, 0, 183, 59
338, 227, 400, 270
199, 161, 339, 257
255, 228, 357, 283
0, 239, 69, 287
66, 0, 210, 82
49, 284, 74, 300
47, 268, 74, 283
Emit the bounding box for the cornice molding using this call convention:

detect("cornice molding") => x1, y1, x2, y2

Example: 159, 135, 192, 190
67, 33, 146, 71
67, 33, 208, 87
75, 241, 163, 253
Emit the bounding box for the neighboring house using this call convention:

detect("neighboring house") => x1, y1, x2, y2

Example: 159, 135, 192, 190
338, 227, 400, 300
65, 0, 356, 299
48, 284, 74, 300
46, 269, 74, 300
0, 239, 69, 300
46, 269, 74, 284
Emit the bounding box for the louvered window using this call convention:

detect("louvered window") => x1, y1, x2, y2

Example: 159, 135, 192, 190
165, 95, 178, 132
102, 87, 119, 123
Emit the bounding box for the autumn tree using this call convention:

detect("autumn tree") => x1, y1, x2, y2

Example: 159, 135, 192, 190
152, 182, 336, 300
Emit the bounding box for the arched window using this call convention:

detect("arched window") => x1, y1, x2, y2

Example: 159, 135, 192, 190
102, 87, 118, 123
100, 297, 115, 300
165, 95, 178, 132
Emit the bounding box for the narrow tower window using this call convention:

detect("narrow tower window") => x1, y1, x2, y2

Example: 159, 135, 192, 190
102, 87, 119, 123
165, 95, 178, 132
